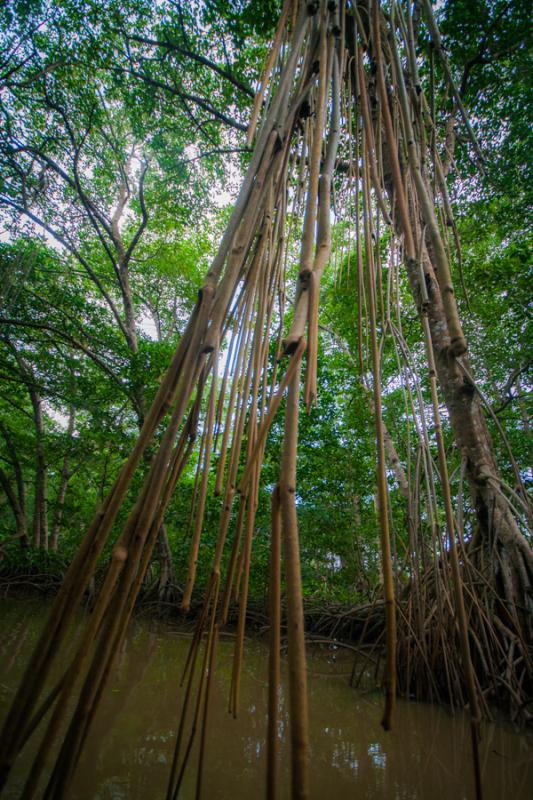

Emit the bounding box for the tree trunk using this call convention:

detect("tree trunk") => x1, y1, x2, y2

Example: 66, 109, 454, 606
406, 249, 533, 626
30, 391, 48, 550
12, 354, 49, 550
50, 408, 75, 551
349, 3, 532, 716
0, 423, 28, 547
0, 467, 27, 545
112, 172, 173, 582
156, 523, 173, 599
119, 262, 139, 355
358, 9, 533, 631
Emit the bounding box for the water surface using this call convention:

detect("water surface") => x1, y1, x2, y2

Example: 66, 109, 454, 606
1, 597, 531, 799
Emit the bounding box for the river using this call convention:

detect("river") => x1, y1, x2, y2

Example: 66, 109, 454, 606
0, 596, 531, 799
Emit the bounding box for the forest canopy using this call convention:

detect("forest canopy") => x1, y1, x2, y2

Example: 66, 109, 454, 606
0, 0, 530, 592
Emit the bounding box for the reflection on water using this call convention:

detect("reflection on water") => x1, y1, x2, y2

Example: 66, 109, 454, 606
1, 597, 532, 799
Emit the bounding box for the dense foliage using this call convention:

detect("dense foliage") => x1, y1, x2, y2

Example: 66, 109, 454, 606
0, 0, 530, 604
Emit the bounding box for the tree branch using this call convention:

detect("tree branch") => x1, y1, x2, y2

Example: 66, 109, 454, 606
0, 318, 132, 400
0, 195, 129, 342
124, 160, 149, 263
180, 146, 251, 165
124, 33, 254, 98
108, 66, 248, 132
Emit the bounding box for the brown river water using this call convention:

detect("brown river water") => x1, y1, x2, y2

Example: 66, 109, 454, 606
0, 596, 531, 799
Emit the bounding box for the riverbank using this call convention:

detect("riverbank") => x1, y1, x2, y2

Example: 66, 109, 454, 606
1, 565, 531, 731
1, 595, 532, 799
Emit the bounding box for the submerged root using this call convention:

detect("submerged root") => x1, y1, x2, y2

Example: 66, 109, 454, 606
396, 536, 532, 725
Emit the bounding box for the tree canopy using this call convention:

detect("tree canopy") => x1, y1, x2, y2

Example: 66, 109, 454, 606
1, 0, 530, 577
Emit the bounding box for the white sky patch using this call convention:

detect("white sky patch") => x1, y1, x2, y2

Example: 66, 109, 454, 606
139, 310, 159, 340
45, 403, 71, 430
181, 143, 243, 210
213, 187, 235, 208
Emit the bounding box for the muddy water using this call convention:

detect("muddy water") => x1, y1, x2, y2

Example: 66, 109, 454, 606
0, 597, 531, 799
